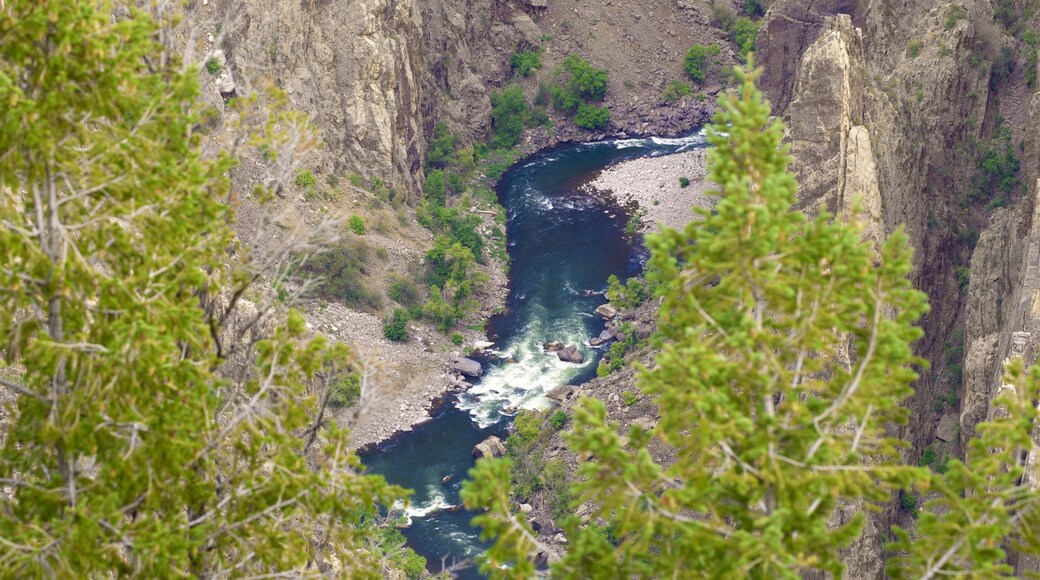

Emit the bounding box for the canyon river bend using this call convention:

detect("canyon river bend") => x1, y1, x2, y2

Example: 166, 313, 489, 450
361, 131, 708, 576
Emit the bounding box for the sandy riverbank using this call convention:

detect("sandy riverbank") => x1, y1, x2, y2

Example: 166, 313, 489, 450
585, 149, 716, 232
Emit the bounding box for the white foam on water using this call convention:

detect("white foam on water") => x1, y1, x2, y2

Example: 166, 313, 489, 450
457, 310, 593, 428
393, 487, 456, 525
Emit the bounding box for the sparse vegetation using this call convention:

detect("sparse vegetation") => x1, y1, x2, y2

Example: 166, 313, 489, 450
907, 39, 922, 58
663, 80, 693, 103
679, 176, 691, 188
621, 390, 638, 406
510, 49, 543, 78
944, 4, 966, 29
294, 168, 317, 189
205, 56, 221, 74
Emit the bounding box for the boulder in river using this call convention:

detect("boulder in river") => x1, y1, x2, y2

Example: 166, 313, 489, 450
595, 303, 618, 320
590, 337, 605, 347
451, 357, 483, 378
543, 340, 564, 352
599, 326, 618, 341
557, 345, 584, 364
473, 436, 507, 459
473, 340, 495, 351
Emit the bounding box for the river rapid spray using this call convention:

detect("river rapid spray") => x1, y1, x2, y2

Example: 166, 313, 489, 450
361, 130, 708, 576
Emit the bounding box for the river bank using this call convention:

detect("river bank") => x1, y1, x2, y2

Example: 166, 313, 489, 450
585, 148, 715, 232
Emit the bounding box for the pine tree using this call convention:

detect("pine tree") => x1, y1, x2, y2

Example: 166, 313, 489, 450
463, 62, 931, 577
0, 1, 402, 575
888, 359, 1040, 578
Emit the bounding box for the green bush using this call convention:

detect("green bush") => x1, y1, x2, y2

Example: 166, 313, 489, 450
606, 274, 649, 309
907, 40, 922, 58
1025, 30, 1039, 88
329, 372, 362, 407
990, 46, 1015, 88
679, 176, 691, 188
397, 550, 426, 580
742, 0, 767, 16
490, 85, 531, 150
549, 410, 569, 430
575, 103, 610, 130
944, 4, 966, 29
560, 55, 609, 101
510, 50, 543, 77
971, 125, 1020, 205
663, 80, 693, 103
348, 215, 366, 235
508, 410, 544, 451
684, 44, 721, 83
550, 55, 609, 120
622, 390, 638, 406
389, 274, 422, 307
294, 169, 317, 189
383, 308, 411, 342
205, 57, 220, 75
302, 239, 383, 311
426, 122, 457, 168
899, 490, 918, 514
425, 169, 447, 206
731, 18, 760, 57
451, 332, 464, 345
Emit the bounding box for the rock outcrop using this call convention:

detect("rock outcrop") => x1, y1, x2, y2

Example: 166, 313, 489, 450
472, 436, 507, 459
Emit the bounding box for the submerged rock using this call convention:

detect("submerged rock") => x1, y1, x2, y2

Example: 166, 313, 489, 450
543, 340, 564, 352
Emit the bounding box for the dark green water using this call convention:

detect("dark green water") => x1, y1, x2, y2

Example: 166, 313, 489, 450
361, 132, 707, 577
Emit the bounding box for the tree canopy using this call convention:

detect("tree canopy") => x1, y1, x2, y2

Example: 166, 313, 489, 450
0, 1, 404, 575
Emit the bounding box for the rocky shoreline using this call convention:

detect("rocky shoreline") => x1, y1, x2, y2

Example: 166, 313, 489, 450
520, 97, 715, 158
586, 148, 715, 232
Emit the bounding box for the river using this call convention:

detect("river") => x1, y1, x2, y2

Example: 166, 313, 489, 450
360, 131, 708, 577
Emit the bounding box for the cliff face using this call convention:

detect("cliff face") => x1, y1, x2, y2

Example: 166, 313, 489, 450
759, 0, 1040, 575
190, 0, 541, 197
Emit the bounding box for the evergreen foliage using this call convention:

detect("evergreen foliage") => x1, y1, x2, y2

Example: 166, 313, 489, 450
0, 1, 404, 575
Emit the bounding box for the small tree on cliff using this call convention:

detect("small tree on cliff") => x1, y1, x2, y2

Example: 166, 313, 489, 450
0, 1, 402, 576
463, 63, 932, 576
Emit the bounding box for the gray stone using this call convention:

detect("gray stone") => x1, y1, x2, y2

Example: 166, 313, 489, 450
545, 384, 577, 403
595, 303, 618, 320
557, 345, 584, 364
936, 413, 959, 442
451, 357, 483, 378
519, 503, 533, 514
543, 340, 564, 352
472, 436, 507, 459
